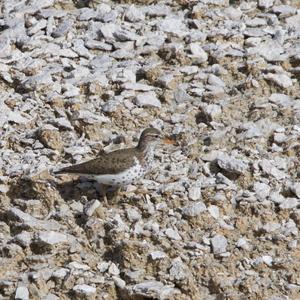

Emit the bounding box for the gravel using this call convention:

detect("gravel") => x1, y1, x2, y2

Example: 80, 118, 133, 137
1, 0, 300, 299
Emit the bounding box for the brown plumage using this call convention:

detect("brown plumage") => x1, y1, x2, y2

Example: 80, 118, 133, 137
55, 127, 161, 175
55, 148, 141, 175
55, 128, 162, 205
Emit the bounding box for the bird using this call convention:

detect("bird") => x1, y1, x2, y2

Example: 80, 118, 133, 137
54, 128, 164, 205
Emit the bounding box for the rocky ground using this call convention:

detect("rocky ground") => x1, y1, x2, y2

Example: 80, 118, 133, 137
0, 0, 300, 299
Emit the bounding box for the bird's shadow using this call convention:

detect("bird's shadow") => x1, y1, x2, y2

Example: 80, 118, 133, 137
55, 177, 119, 204
56, 177, 100, 203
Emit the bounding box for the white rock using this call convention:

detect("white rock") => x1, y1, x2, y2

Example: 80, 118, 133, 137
67, 262, 90, 271
108, 263, 120, 276
261, 255, 273, 266
258, 0, 274, 9
113, 276, 126, 289
236, 238, 251, 251
286, 14, 300, 31
72, 39, 91, 59
181, 202, 206, 217
165, 228, 182, 241
189, 43, 208, 63
253, 182, 271, 201
247, 40, 284, 62
114, 29, 139, 41
188, 186, 201, 201
72, 284, 96, 297
260, 222, 280, 233
123, 82, 155, 91
131, 280, 179, 299
269, 94, 293, 107
259, 159, 287, 180
84, 199, 101, 217
159, 18, 187, 37
288, 240, 298, 249
224, 7, 242, 20
13, 231, 32, 247
97, 261, 110, 273
125, 5, 145, 22
290, 183, 300, 199
269, 191, 285, 204
52, 19, 74, 38
273, 132, 287, 144
169, 257, 187, 281
126, 208, 141, 222
135, 91, 161, 108
43, 294, 59, 300
52, 268, 69, 279
272, 5, 297, 16
15, 286, 29, 300
279, 198, 298, 210
211, 234, 228, 254
174, 87, 193, 103
264, 73, 293, 88
217, 153, 248, 175
157, 74, 176, 89
203, 104, 222, 119
37, 231, 69, 246
208, 205, 219, 219
100, 23, 118, 39
7, 208, 60, 231
149, 251, 167, 260
208, 74, 226, 87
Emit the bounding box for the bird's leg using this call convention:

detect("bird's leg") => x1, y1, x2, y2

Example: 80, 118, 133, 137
99, 183, 108, 205
111, 186, 121, 203
116, 186, 121, 201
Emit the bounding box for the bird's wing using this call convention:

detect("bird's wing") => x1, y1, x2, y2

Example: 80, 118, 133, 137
55, 148, 137, 175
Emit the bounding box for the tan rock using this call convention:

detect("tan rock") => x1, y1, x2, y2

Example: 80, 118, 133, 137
38, 126, 63, 151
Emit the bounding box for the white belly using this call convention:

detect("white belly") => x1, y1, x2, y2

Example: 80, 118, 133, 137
80, 164, 145, 186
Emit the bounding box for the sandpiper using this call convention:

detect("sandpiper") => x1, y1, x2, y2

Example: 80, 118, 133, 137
55, 128, 164, 204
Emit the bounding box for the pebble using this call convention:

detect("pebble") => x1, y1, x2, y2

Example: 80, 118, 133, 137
126, 208, 141, 222
169, 257, 187, 281
236, 238, 252, 251
279, 198, 298, 210
125, 5, 145, 22
264, 73, 293, 88
188, 186, 201, 201
253, 182, 271, 201
149, 251, 167, 261
131, 281, 179, 299
52, 19, 74, 38
37, 231, 69, 246
258, 0, 274, 9
135, 91, 161, 108
108, 263, 120, 276
259, 159, 287, 180
207, 205, 219, 219
269, 93, 293, 107
7, 208, 60, 231
290, 183, 300, 199
13, 231, 32, 247
189, 43, 208, 63
72, 284, 96, 297
112, 276, 126, 289
15, 286, 29, 300
181, 202, 206, 217
84, 199, 101, 217
217, 153, 248, 175
165, 228, 182, 241
211, 234, 228, 255
1, 0, 300, 298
